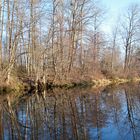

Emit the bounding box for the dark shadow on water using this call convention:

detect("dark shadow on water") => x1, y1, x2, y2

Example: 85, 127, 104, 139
0, 84, 140, 140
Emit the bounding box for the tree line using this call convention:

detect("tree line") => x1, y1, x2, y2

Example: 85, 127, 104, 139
0, 0, 140, 85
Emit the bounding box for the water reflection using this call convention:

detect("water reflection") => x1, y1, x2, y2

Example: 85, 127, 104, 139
0, 84, 140, 140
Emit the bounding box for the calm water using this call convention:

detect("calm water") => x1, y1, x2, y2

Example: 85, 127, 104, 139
0, 84, 140, 140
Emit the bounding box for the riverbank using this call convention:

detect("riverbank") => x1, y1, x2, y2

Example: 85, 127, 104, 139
0, 77, 140, 94
92, 77, 140, 88
50, 77, 140, 89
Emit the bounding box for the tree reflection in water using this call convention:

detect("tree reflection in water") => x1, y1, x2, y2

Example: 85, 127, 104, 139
0, 84, 140, 140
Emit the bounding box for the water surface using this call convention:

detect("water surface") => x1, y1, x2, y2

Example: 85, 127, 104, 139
0, 84, 140, 140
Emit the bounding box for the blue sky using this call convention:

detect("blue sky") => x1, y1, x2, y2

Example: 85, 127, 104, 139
101, 0, 140, 33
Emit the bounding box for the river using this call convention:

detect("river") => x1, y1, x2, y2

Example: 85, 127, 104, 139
0, 84, 140, 140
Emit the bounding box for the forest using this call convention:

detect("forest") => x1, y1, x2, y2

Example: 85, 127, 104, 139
0, 0, 140, 90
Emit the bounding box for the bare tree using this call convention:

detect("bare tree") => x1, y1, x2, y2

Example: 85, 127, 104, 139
120, 4, 140, 73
